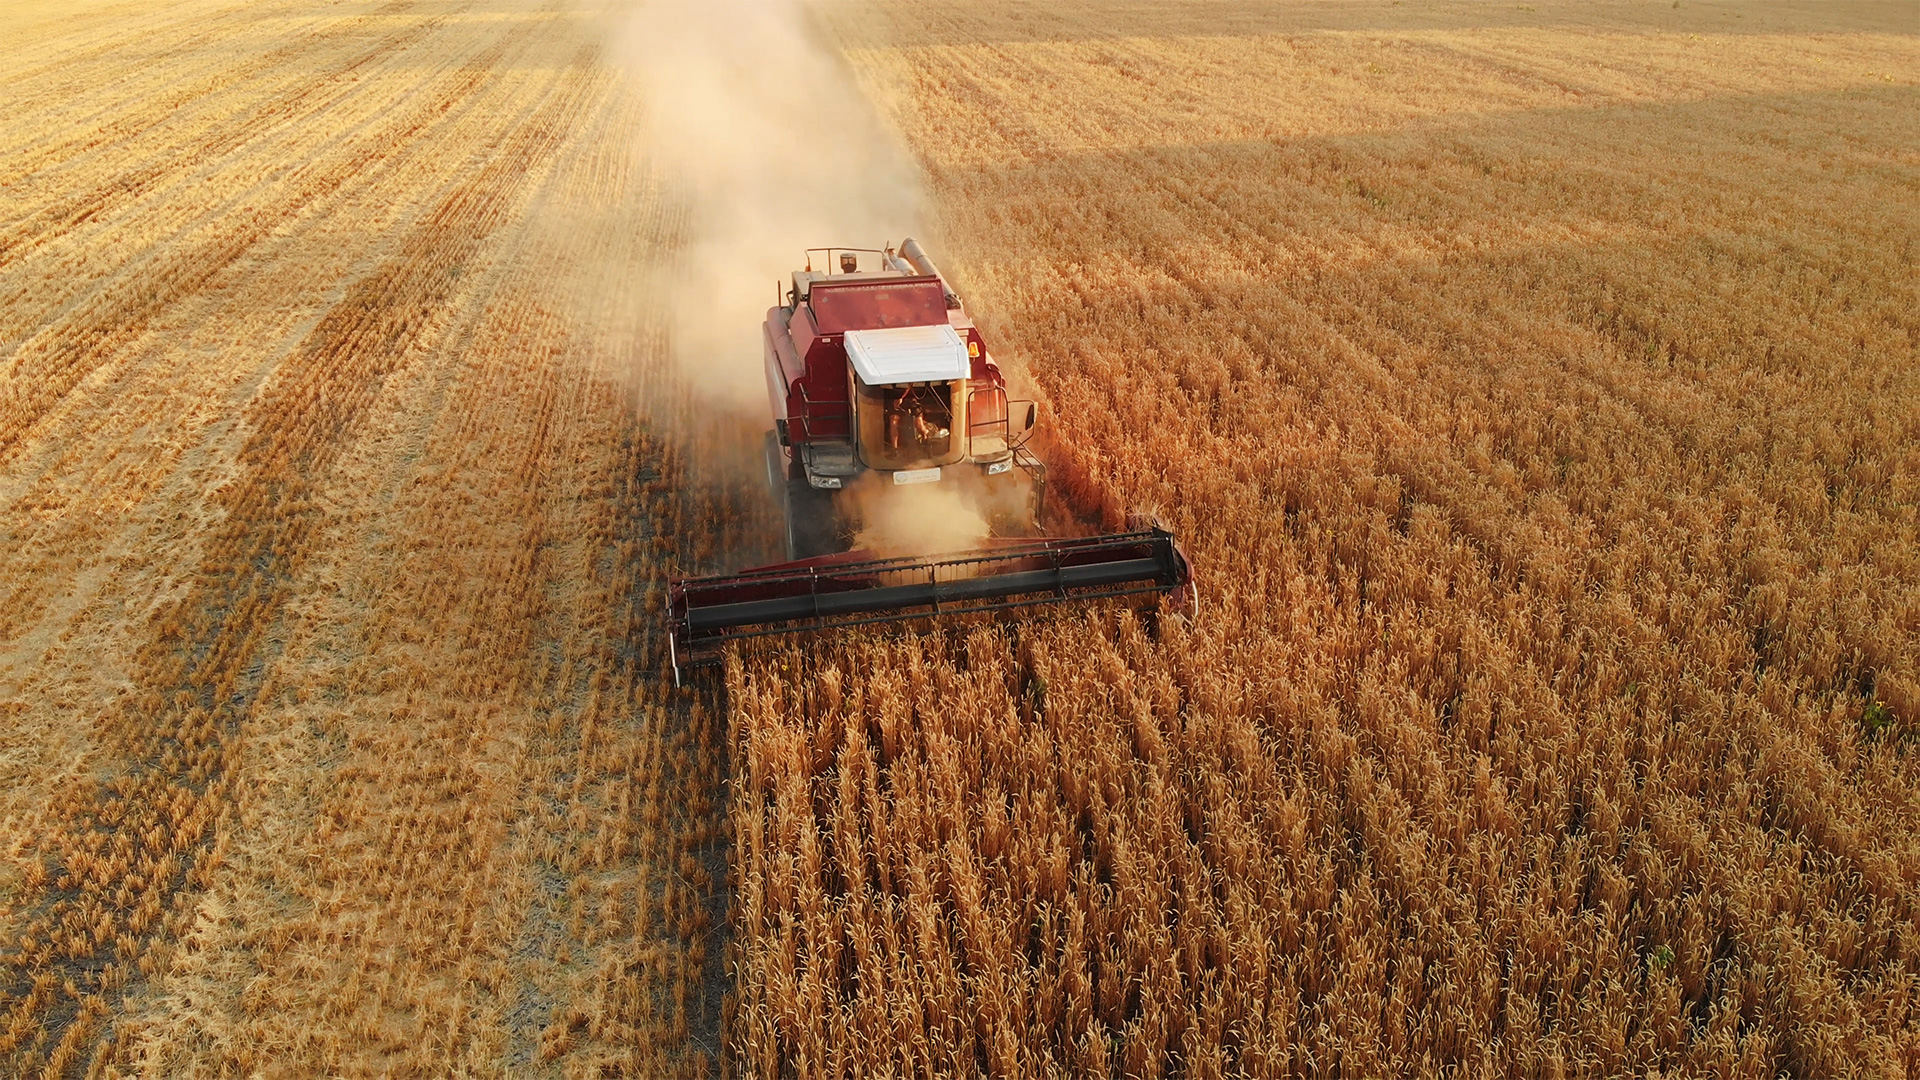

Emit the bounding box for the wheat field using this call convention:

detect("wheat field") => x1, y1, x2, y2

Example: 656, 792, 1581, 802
1, 0, 1916, 1077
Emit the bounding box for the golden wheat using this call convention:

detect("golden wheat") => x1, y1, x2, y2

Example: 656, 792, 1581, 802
725, 1, 1920, 1076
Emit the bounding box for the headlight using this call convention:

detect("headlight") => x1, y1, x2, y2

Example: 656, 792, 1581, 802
986, 460, 1012, 475
809, 474, 842, 489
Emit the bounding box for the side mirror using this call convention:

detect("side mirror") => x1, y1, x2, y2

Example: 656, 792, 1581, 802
1025, 403, 1038, 430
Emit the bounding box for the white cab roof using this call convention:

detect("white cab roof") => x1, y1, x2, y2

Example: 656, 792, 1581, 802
844, 324, 969, 385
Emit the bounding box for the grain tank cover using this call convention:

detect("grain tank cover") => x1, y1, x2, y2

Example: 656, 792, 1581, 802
845, 324, 970, 385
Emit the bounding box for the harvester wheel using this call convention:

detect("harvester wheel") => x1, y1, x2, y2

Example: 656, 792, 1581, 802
784, 478, 839, 560
763, 429, 786, 506
771, 431, 840, 559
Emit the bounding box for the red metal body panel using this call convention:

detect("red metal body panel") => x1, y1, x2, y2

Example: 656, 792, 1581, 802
763, 307, 805, 434
765, 303, 852, 443
796, 306, 848, 423
809, 277, 946, 334
961, 328, 1002, 387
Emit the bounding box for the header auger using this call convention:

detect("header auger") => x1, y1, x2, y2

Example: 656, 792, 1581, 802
666, 240, 1194, 682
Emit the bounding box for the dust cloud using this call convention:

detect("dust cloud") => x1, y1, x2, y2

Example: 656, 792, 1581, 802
845, 474, 991, 558
843, 464, 1050, 558
617, 0, 925, 414
612, 2, 1019, 562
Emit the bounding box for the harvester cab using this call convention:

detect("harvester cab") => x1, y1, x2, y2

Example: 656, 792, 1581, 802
665, 240, 1193, 682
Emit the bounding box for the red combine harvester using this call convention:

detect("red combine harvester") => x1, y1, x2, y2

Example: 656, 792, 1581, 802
666, 240, 1193, 683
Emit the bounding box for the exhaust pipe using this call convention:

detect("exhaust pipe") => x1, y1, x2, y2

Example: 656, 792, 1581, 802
899, 237, 961, 309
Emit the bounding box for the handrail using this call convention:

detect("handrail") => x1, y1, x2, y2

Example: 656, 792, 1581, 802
1009, 399, 1038, 449
793, 379, 851, 441
803, 247, 888, 273
968, 416, 1010, 460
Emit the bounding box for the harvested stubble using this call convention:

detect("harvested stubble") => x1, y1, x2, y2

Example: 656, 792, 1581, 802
727, 2, 1920, 1076
0, 0, 758, 1074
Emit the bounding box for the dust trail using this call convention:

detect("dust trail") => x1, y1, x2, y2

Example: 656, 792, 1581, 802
618, 0, 926, 415
847, 474, 992, 557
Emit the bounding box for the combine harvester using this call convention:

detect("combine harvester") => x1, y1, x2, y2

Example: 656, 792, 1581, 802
666, 240, 1193, 683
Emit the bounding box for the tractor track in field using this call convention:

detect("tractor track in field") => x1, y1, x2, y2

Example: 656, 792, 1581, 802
0, 46, 593, 1070
0, 0, 458, 250
0, 2, 507, 463
1, 0, 758, 1064
0, 1, 266, 121
0, 10, 548, 699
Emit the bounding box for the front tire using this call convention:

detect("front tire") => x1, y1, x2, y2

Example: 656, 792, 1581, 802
763, 430, 787, 507
784, 477, 839, 560
768, 429, 838, 559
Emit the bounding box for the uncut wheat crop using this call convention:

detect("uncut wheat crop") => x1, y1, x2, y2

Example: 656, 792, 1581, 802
724, 2, 1920, 1077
